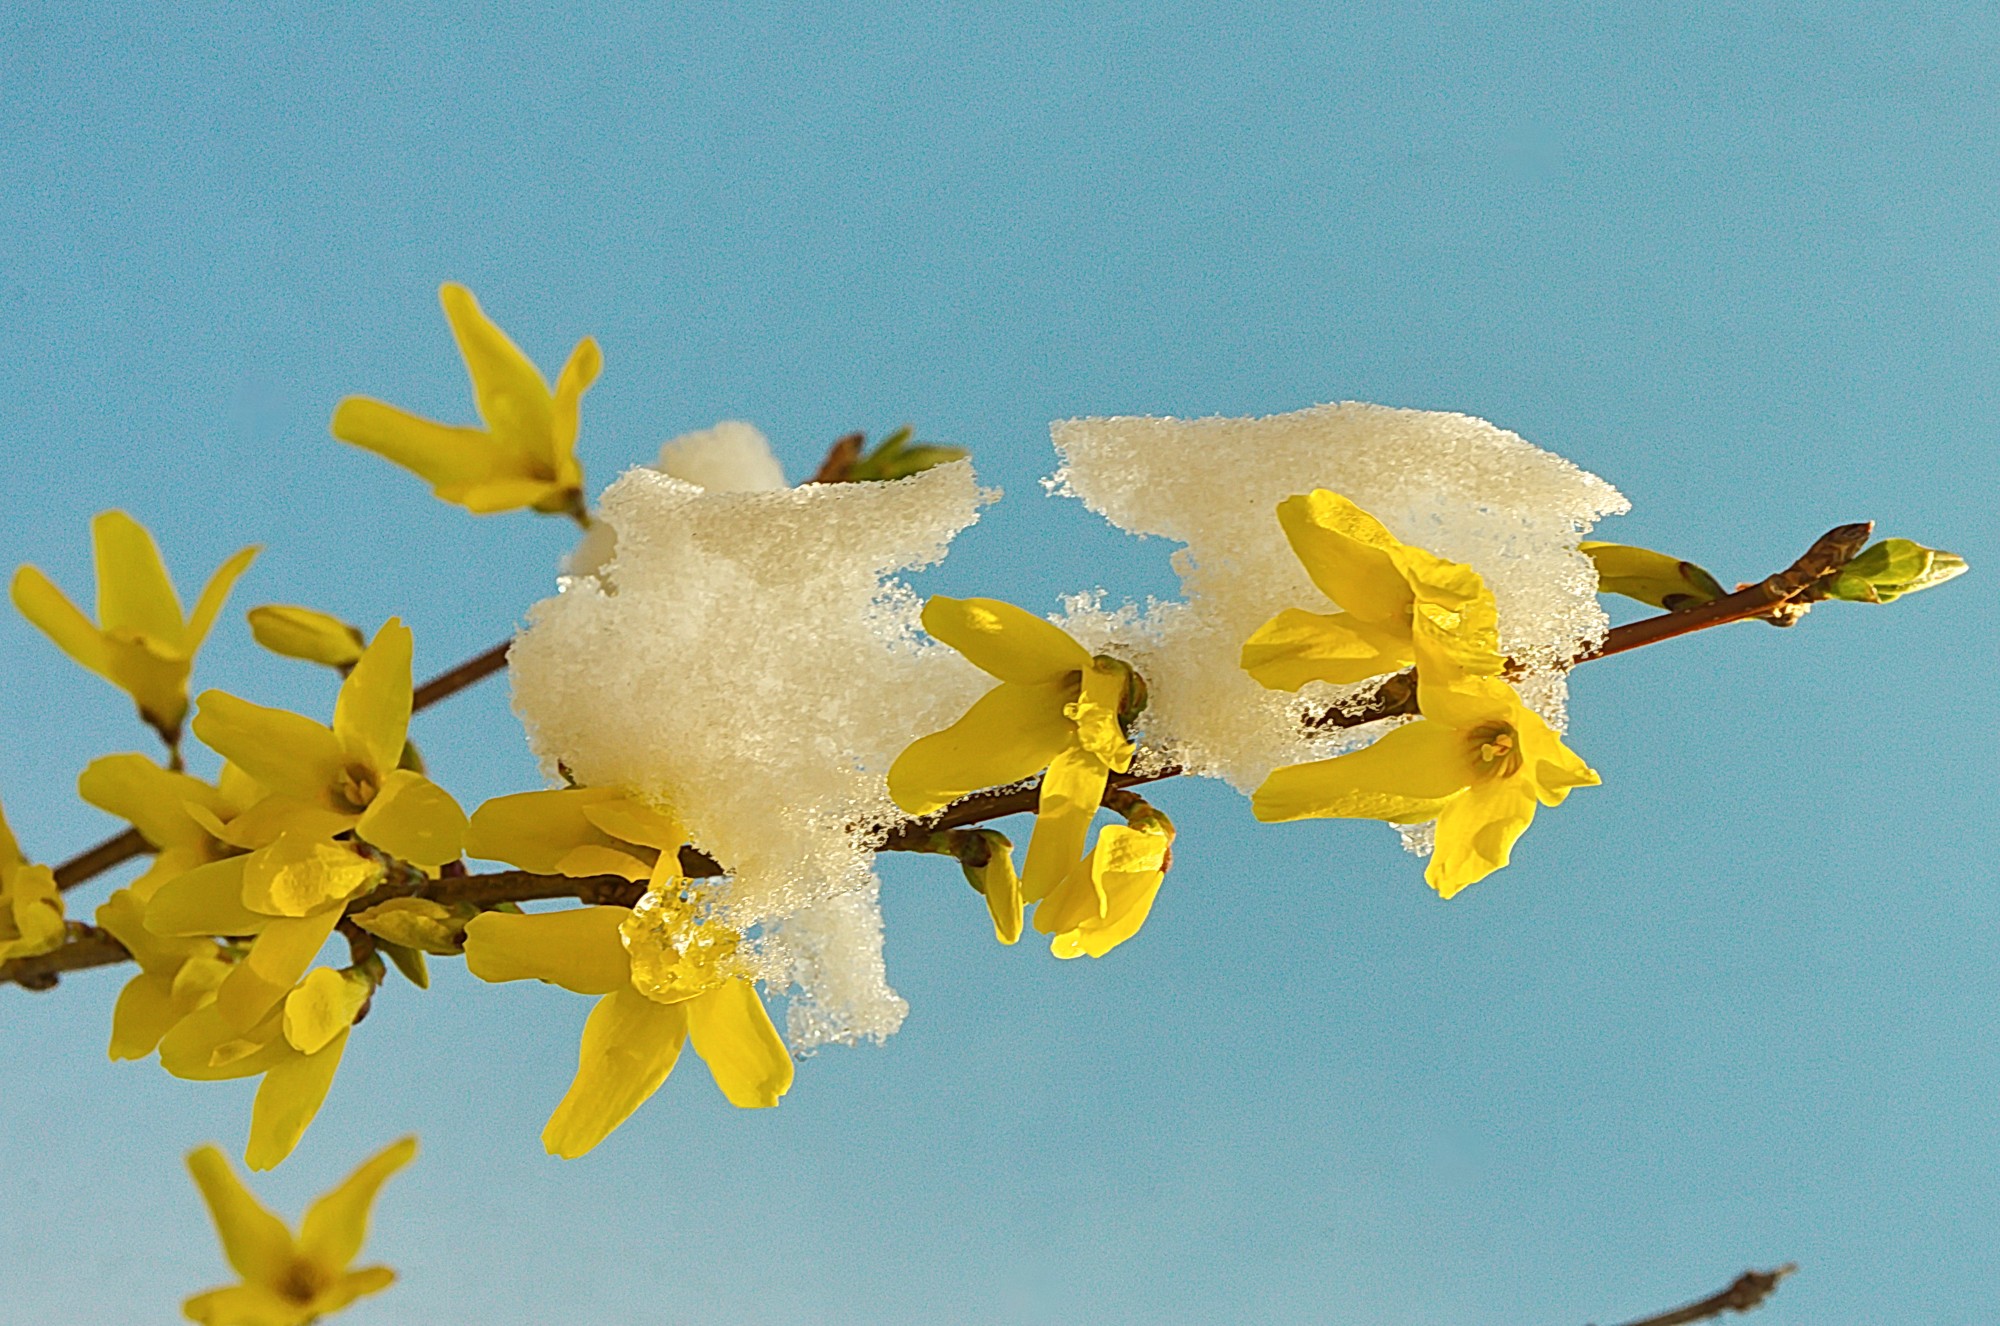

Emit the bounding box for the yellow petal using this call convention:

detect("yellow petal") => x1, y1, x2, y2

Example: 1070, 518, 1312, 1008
1020, 744, 1110, 903
1428, 778, 1541, 898
241, 834, 381, 918
440, 282, 555, 461
214, 908, 345, 1034
1414, 672, 1518, 733
92, 510, 185, 646
1031, 849, 1106, 938
1514, 708, 1601, 807
542, 987, 688, 1159
554, 844, 656, 880
462, 907, 631, 995
334, 620, 412, 777
246, 605, 367, 668
159, 1004, 289, 1081
182, 1282, 310, 1326
78, 754, 228, 852
443, 477, 568, 513
1240, 608, 1413, 690
206, 795, 354, 853
330, 397, 496, 489
465, 787, 628, 873
184, 1144, 297, 1284
1408, 588, 1505, 683
98, 885, 204, 971
297, 1136, 417, 1271
146, 858, 268, 937
283, 967, 372, 1055
1068, 656, 1136, 772
1, 863, 65, 959
886, 680, 1074, 816
100, 634, 192, 735
9, 565, 110, 677
355, 771, 465, 868
193, 692, 347, 808
1251, 719, 1476, 824
1275, 491, 1412, 625
966, 833, 1023, 945
350, 897, 466, 955
108, 971, 185, 1061
313, 1266, 397, 1317
246, 1029, 349, 1170
578, 797, 685, 852
549, 337, 602, 482
185, 546, 260, 653
920, 596, 1090, 684
686, 978, 793, 1109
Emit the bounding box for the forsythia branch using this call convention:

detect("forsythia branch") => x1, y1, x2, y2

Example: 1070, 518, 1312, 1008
1601, 1263, 1796, 1326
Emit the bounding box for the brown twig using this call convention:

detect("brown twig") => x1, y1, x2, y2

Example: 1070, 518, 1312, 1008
1600, 1264, 1796, 1326
51, 828, 149, 891
409, 639, 512, 709
809, 432, 867, 484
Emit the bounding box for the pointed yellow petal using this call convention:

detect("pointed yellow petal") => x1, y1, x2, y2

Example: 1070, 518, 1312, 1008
686, 978, 792, 1109
181, 1282, 307, 1326
92, 510, 185, 644
185, 546, 260, 653
193, 692, 347, 808
549, 336, 602, 480
185, 1144, 297, 1285
159, 1003, 290, 1081
464, 787, 627, 872
78, 754, 228, 852
1020, 744, 1109, 902
246, 605, 368, 668
462, 907, 631, 995
108, 972, 185, 1060
297, 1136, 417, 1271
9, 565, 110, 676
886, 680, 1074, 816
282, 967, 372, 1055
1251, 719, 1475, 824
441, 477, 567, 513
355, 771, 465, 868
543, 987, 688, 1158
1240, 608, 1413, 690
1275, 491, 1412, 625
1514, 708, 1601, 807
330, 397, 496, 489
920, 596, 1091, 684
578, 797, 684, 852
316, 1266, 397, 1316
968, 834, 1024, 945
1031, 849, 1106, 938
1428, 778, 1541, 897
334, 620, 412, 777
98, 885, 203, 971
554, 844, 656, 880
246, 1030, 348, 1170
439, 283, 555, 460
214, 908, 345, 1034
240, 834, 380, 918
145, 858, 267, 937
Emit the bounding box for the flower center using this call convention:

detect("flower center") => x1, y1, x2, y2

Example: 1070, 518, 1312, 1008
338, 763, 380, 812
1471, 724, 1522, 779
279, 1258, 330, 1305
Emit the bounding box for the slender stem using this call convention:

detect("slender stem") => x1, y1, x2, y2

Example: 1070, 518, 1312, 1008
52, 829, 149, 891
1603, 1264, 1795, 1326
410, 640, 512, 710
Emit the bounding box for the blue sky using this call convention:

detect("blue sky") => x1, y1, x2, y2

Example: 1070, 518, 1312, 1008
2, 3, 1995, 1322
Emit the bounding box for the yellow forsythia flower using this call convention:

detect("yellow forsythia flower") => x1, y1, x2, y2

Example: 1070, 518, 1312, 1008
145, 621, 464, 1042
331, 283, 601, 519
160, 966, 374, 1169
463, 796, 790, 1156
1033, 809, 1175, 959
10, 511, 256, 747
78, 755, 260, 898
183, 1135, 413, 1323
1239, 490, 1502, 691
95, 887, 231, 1061
889, 598, 1141, 901
1253, 672, 1598, 898
0, 796, 63, 962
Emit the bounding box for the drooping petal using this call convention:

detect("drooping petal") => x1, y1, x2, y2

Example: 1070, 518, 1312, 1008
886, 680, 1074, 816
439, 283, 554, 463
184, 1144, 297, 1284
1240, 608, 1413, 690
246, 1030, 349, 1170
181, 1281, 309, 1326
159, 1004, 290, 1081
108, 972, 186, 1061
240, 834, 380, 918
330, 398, 495, 489
92, 510, 185, 646
1020, 743, 1110, 902
1251, 719, 1476, 824
685, 978, 793, 1109
920, 596, 1091, 684
282, 967, 372, 1055
333, 620, 412, 777
354, 771, 465, 868
213, 908, 345, 1033
297, 1136, 418, 1272
542, 987, 688, 1159
185, 546, 261, 653
145, 858, 269, 938
9, 566, 110, 676
464, 787, 628, 873
462, 907, 631, 995
1274, 491, 1412, 625
1427, 778, 1541, 898
192, 693, 347, 808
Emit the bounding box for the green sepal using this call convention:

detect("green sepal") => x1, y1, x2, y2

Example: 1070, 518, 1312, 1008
379, 941, 430, 989
847, 425, 970, 482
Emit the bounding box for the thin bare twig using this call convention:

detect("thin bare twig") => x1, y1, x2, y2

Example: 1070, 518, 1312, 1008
1600, 1264, 1796, 1326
